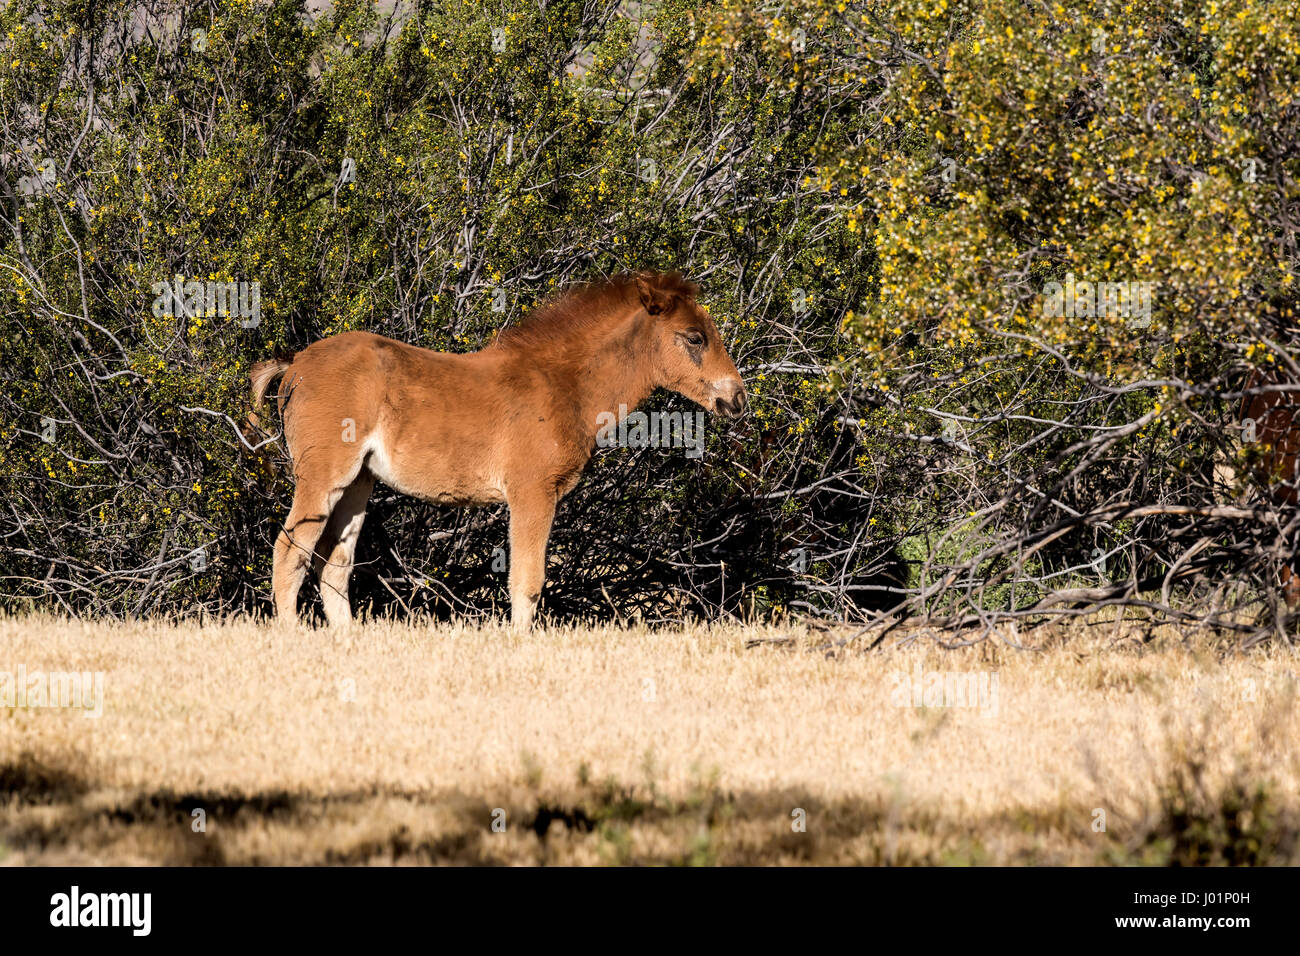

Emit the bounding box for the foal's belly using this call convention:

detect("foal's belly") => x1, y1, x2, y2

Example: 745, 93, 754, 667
362, 430, 506, 506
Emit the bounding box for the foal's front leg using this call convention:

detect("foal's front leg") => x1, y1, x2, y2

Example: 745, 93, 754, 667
506, 486, 557, 628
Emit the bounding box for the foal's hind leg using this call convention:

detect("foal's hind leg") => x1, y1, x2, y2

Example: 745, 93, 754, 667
313, 473, 375, 627
273, 480, 348, 623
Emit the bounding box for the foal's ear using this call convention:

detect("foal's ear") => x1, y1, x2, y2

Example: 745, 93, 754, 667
635, 275, 673, 315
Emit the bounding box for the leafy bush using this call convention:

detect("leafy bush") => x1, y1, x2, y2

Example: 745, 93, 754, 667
0, 0, 880, 621
2, 0, 1298, 638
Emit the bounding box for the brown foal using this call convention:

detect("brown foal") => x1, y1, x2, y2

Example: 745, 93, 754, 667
251, 272, 746, 627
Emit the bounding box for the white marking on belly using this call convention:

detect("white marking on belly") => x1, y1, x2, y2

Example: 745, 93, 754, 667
363, 429, 505, 505
363, 431, 403, 490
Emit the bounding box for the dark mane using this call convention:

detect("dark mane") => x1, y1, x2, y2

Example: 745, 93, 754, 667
491, 271, 699, 351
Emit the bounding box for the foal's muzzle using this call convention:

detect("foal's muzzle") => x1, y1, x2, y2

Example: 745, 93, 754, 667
713, 384, 748, 418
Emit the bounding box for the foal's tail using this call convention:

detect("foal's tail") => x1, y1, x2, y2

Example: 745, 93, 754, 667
248, 355, 293, 430
244, 353, 295, 479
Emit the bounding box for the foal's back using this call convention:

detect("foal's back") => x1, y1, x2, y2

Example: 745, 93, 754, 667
280, 331, 517, 505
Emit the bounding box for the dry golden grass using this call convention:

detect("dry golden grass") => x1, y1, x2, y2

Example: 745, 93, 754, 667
1, 614, 1298, 864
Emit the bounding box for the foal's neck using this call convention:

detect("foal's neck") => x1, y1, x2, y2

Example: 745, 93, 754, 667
572, 304, 656, 443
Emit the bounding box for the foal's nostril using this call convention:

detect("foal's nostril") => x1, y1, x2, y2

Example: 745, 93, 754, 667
715, 389, 746, 418
712, 383, 746, 417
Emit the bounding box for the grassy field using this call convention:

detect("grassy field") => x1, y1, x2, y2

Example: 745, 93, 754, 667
1, 615, 1297, 865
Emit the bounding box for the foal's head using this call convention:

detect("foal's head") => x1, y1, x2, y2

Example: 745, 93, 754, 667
635, 274, 747, 418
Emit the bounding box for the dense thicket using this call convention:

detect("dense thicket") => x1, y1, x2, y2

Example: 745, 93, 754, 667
2, 0, 1297, 639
